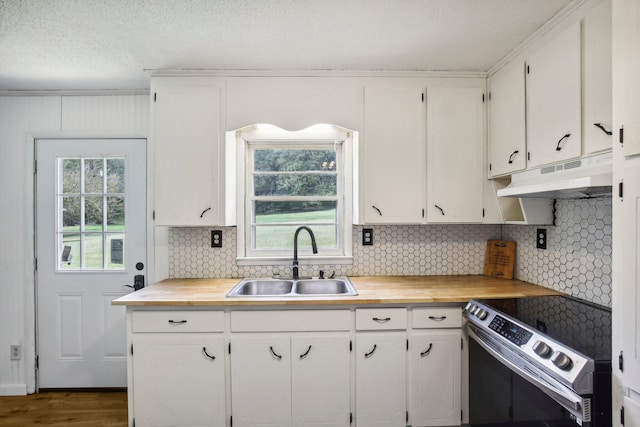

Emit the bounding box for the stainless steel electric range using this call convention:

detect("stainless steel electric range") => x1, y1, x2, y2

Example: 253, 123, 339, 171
464, 295, 612, 427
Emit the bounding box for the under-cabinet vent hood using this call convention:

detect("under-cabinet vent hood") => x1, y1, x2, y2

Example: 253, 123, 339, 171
496, 152, 612, 199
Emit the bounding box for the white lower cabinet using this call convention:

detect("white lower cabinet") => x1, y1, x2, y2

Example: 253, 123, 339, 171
410, 331, 462, 426
230, 333, 351, 427
126, 306, 464, 427
355, 332, 408, 426
132, 333, 226, 427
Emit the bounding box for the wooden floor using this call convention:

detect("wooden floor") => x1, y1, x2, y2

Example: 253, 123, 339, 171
0, 391, 127, 426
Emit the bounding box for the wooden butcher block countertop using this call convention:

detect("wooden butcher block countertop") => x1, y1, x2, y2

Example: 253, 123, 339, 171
112, 275, 562, 307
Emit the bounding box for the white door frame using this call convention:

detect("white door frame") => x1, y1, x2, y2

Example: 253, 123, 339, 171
24, 131, 151, 393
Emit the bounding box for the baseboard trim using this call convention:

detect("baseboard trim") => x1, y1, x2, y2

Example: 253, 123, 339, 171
0, 384, 28, 396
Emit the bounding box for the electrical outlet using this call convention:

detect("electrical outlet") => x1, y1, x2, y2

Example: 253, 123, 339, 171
211, 230, 222, 248
536, 228, 547, 249
10, 345, 21, 361
362, 228, 373, 246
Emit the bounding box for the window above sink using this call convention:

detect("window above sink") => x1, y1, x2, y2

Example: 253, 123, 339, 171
226, 124, 357, 266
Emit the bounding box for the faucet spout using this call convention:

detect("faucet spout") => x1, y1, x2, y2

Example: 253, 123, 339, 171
292, 226, 318, 279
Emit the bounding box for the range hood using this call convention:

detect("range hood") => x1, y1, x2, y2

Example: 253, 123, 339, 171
496, 152, 612, 199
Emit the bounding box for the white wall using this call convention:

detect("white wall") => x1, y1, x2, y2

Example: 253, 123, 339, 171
0, 94, 148, 394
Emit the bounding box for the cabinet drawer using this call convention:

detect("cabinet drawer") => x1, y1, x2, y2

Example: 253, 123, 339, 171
412, 307, 462, 329
356, 308, 407, 330
132, 310, 224, 333
231, 310, 351, 332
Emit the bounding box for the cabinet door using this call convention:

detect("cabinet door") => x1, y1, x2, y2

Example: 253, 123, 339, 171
618, 0, 640, 156
622, 160, 640, 393
291, 334, 351, 426
152, 83, 222, 226
488, 62, 526, 176
363, 86, 426, 224
410, 331, 462, 426
355, 332, 407, 426
230, 335, 292, 427
132, 334, 226, 427
526, 22, 582, 167
426, 87, 484, 223
583, 0, 613, 155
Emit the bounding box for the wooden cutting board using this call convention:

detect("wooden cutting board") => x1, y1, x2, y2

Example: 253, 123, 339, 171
484, 240, 516, 280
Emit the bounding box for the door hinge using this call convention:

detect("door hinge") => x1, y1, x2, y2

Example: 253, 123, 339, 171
619, 350, 624, 372
619, 181, 624, 199
621, 406, 625, 425
620, 127, 624, 144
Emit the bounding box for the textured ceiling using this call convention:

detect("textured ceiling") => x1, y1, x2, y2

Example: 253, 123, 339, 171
0, 0, 574, 91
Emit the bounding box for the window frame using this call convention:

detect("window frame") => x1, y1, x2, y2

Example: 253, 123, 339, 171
231, 124, 355, 265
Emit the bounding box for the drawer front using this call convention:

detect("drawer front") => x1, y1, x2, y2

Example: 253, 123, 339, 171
231, 310, 351, 332
132, 310, 224, 333
356, 308, 408, 330
411, 307, 462, 329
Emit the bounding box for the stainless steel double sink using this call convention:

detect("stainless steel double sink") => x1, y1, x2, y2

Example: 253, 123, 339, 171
226, 277, 357, 297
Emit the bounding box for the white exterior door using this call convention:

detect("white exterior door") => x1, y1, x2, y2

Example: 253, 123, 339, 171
36, 138, 146, 388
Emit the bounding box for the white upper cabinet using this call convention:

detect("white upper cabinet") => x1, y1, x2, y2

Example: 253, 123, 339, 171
583, 0, 613, 155
426, 87, 485, 223
619, 0, 640, 156
362, 86, 426, 224
526, 22, 582, 168
151, 78, 224, 226
488, 62, 526, 177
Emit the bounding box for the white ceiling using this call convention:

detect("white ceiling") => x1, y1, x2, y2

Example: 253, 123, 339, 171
0, 0, 575, 91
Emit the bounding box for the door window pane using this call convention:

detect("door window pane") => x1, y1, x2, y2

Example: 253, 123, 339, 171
57, 157, 126, 271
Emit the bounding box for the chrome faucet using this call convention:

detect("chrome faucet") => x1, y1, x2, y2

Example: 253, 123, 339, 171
292, 226, 318, 279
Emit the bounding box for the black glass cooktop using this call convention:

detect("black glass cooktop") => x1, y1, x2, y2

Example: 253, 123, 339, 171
483, 295, 612, 363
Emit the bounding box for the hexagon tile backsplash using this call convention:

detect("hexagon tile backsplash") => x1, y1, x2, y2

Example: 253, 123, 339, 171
168, 196, 612, 307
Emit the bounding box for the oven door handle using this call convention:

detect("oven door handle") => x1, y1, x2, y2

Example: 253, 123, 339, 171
468, 327, 584, 416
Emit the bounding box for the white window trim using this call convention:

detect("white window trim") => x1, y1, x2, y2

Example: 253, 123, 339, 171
227, 124, 356, 266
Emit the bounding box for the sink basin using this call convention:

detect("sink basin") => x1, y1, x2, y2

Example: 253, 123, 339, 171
227, 279, 294, 296
226, 277, 357, 297
295, 279, 355, 295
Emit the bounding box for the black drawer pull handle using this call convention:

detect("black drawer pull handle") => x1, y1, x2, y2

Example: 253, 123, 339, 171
372, 317, 391, 323
593, 123, 612, 136
435, 205, 445, 215
420, 343, 433, 357
299, 345, 312, 359
202, 347, 215, 360
200, 207, 211, 218
508, 150, 519, 164
365, 344, 377, 358
428, 315, 447, 321
555, 133, 571, 151
372, 205, 383, 216
168, 320, 187, 325
270, 346, 282, 360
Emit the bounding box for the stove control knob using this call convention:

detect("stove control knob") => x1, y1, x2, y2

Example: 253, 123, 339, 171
476, 309, 488, 320
532, 340, 552, 358
551, 351, 573, 370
